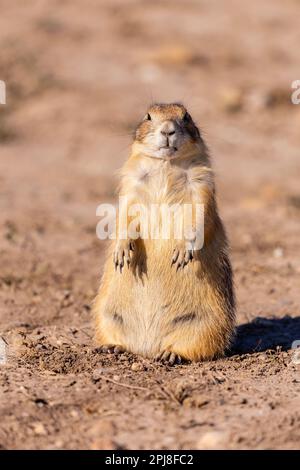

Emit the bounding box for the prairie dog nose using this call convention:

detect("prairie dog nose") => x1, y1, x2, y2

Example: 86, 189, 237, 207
160, 121, 176, 137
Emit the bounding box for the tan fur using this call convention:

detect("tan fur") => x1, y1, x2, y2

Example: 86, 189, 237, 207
93, 104, 235, 361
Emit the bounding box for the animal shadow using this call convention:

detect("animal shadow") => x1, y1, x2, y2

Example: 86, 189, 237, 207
231, 315, 300, 355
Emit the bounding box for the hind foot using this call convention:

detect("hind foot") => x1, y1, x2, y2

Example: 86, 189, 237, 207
155, 350, 182, 366
100, 344, 126, 355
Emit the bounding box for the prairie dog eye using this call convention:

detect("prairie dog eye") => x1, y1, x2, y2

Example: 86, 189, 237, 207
183, 112, 190, 122
144, 113, 152, 121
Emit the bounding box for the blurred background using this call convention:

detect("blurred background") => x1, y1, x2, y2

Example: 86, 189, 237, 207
0, 0, 300, 450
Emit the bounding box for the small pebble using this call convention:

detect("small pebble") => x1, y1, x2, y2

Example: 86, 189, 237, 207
70, 409, 79, 418
131, 362, 144, 371
92, 368, 105, 381
32, 422, 47, 436
197, 430, 228, 450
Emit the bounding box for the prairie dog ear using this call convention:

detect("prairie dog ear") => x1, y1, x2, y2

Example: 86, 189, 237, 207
177, 107, 201, 141
183, 111, 191, 122
184, 116, 201, 141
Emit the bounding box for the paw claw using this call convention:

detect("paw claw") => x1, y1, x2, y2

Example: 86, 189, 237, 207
113, 240, 134, 273
155, 350, 182, 366
172, 245, 194, 270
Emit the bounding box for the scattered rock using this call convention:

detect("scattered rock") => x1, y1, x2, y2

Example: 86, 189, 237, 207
92, 368, 106, 382
34, 397, 48, 407
131, 362, 144, 371
197, 430, 228, 450
32, 422, 47, 436
70, 409, 79, 418
259, 354, 268, 361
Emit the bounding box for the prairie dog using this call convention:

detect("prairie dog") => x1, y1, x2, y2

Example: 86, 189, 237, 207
93, 103, 235, 364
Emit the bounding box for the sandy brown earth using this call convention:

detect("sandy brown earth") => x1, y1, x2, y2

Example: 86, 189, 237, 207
0, 0, 300, 450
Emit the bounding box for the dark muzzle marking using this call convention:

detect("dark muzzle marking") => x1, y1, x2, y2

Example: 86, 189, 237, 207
172, 312, 196, 325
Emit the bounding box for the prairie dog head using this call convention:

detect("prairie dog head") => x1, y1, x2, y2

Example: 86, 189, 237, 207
133, 103, 202, 160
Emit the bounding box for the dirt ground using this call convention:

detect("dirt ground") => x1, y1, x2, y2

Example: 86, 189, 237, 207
0, 0, 300, 450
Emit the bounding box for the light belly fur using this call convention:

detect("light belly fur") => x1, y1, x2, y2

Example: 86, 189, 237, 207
103, 240, 203, 356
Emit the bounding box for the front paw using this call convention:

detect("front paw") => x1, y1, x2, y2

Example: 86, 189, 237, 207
171, 242, 194, 270
155, 350, 182, 366
113, 239, 135, 272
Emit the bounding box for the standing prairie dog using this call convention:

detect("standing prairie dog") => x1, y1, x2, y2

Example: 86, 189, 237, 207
93, 103, 235, 364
